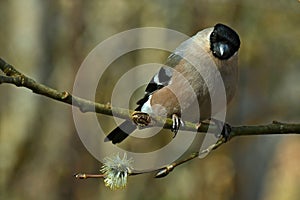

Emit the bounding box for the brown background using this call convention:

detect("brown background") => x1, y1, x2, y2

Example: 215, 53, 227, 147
0, 1, 300, 200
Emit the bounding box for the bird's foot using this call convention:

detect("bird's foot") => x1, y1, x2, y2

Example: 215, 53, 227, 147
209, 118, 232, 142
171, 114, 183, 138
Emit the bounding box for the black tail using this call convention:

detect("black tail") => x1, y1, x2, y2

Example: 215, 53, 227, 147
104, 121, 137, 144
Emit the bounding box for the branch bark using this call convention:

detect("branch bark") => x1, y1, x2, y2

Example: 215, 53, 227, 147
2, 57, 300, 182
1, 58, 300, 138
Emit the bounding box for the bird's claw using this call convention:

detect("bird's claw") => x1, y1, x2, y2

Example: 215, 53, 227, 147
171, 114, 182, 138
210, 118, 232, 142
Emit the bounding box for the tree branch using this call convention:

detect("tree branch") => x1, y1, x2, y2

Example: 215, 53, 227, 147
1, 57, 300, 185
1, 58, 300, 137
0, 58, 208, 132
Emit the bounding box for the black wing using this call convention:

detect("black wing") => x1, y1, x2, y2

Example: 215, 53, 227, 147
135, 53, 183, 111
105, 54, 183, 144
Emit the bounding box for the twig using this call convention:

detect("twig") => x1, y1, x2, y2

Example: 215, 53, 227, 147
0, 58, 208, 132
1, 58, 300, 180
74, 173, 105, 179
2, 58, 300, 136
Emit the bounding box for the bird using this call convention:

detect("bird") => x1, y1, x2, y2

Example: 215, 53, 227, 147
105, 23, 240, 144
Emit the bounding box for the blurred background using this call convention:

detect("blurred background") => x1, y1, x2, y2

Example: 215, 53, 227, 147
0, 0, 300, 200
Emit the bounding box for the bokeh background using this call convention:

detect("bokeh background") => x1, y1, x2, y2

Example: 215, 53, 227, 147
0, 0, 300, 200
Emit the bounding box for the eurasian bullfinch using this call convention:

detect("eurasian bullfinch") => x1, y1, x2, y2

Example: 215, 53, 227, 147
105, 23, 240, 144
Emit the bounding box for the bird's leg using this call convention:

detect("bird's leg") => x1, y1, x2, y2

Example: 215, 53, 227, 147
132, 111, 183, 137
171, 114, 182, 138
209, 118, 232, 142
